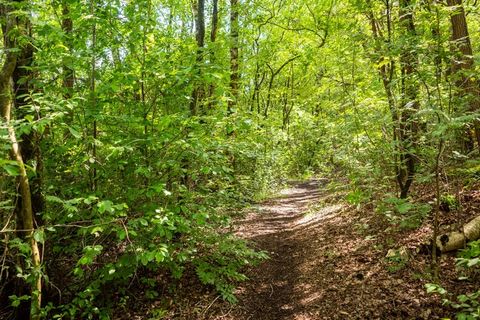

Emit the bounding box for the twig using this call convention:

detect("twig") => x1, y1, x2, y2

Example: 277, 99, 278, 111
0, 233, 9, 282
0, 214, 14, 233
120, 219, 132, 245
49, 281, 62, 304
202, 295, 220, 317
0, 219, 121, 233
218, 305, 233, 319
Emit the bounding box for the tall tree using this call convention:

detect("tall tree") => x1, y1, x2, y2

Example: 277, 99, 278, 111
397, 0, 420, 198
0, 2, 42, 319
190, 0, 206, 115
11, 0, 44, 224
365, 0, 419, 198
90, 0, 98, 191
446, 0, 480, 151
228, 0, 239, 113
61, 1, 74, 100
208, 0, 219, 108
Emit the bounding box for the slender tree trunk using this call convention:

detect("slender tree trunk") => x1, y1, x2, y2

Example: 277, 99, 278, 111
90, 0, 97, 191
398, 0, 419, 198
141, 0, 152, 181
228, 0, 239, 114
0, 3, 42, 319
366, 0, 419, 198
264, 55, 299, 119
431, 2, 443, 281
251, 30, 264, 113
190, 0, 205, 115
207, 0, 219, 109
61, 2, 74, 100
61, 0, 75, 149
282, 65, 295, 130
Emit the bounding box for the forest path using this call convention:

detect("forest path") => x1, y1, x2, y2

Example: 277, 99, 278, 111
232, 179, 346, 320
209, 179, 434, 320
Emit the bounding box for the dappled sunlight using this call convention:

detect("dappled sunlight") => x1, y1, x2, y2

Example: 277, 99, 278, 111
218, 179, 438, 320
295, 204, 344, 227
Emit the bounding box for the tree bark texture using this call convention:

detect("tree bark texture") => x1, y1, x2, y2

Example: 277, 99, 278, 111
228, 0, 239, 114
208, 0, 219, 109
446, 0, 480, 152
61, 1, 74, 100
190, 0, 205, 115
436, 215, 480, 252
12, 7, 44, 227
398, 0, 419, 198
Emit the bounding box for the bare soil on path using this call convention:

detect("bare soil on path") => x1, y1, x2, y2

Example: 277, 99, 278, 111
206, 179, 450, 320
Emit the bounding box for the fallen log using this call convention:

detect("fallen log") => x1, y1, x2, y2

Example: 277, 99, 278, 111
436, 215, 480, 252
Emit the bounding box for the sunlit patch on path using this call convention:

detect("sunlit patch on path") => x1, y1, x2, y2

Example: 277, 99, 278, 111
235, 180, 344, 238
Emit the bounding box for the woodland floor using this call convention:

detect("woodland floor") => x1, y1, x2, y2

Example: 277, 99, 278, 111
128, 179, 480, 320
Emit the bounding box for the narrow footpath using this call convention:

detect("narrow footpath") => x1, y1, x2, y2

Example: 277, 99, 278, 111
208, 179, 440, 320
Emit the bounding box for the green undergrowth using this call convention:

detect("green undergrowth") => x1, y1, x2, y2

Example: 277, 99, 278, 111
427, 240, 480, 320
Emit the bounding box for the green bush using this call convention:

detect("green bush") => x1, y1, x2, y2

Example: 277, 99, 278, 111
426, 240, 480, 319
376, 195, 431, 230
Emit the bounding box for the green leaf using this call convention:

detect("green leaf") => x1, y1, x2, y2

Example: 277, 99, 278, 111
467, 258, 479, 267
117, 229, 126, 240
68, 126, 82, 138
396, 202, 412, 214
98, 200, 113, 213
33, 229, 45, 244
9, 295, 30, 308
425, 283, 447, 295
3, 164, 20, 176
138, 218, 148, 226
90, 226, 104, 236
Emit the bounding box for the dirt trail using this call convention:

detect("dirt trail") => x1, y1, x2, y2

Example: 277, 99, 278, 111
233, 179, 345, 320
210, 179, 439, 320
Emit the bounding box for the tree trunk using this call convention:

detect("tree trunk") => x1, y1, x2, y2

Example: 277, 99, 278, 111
264, 55, 299, 119
190, 0, 205, 115
398, 0, 419, 198
12, 6, 44, 226
366, 0, 407, 198
0, 3, 42, 319
207, 0, 219, 109
61, 1, 74, 100
446, 0, 480, 152
228, 0, 239, 114
90, 0, 97, 191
